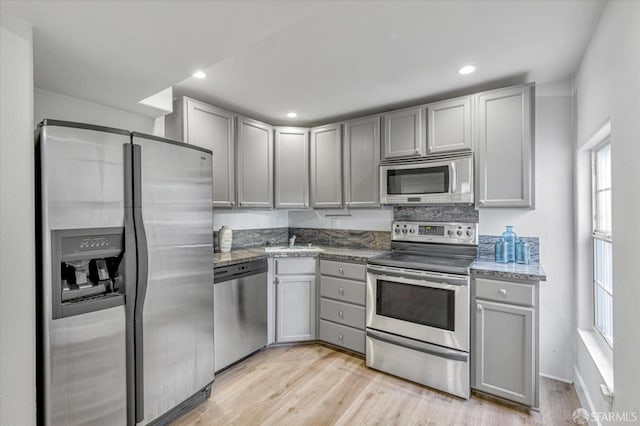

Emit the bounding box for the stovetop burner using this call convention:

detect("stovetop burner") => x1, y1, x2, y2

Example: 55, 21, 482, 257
369, 251, 476, 275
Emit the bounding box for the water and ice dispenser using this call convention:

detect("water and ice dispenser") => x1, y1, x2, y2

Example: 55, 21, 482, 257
52, 227, 126, 318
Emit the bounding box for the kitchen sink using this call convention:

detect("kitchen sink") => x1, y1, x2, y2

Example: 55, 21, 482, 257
264, 245, 323, 253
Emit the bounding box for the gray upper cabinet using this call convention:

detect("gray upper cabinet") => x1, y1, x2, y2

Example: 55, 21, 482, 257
164, 97, 235, 208
426, 96, 473, 154
310, 123, 342, 208
344, 115, 380, 208
381, 106, 426, 159
274, 127, 309, 209
476, 84, 535, 208
236, 115, 273, 208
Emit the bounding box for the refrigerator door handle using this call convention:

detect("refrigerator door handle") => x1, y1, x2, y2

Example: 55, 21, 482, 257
132, 143, 149, 423
123, 144, 138, 426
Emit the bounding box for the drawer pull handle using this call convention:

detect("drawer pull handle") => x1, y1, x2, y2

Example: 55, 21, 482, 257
338, 334, 344, 340
338, 288, 344, 295
338, 267, 344, 274
498, 289, 507, 296
338, 311, 344, 318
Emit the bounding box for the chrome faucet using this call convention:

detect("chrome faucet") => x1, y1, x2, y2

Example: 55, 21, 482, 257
289, 235, 296, 248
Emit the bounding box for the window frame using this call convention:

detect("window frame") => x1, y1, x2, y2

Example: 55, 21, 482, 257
591, 139, 613, 349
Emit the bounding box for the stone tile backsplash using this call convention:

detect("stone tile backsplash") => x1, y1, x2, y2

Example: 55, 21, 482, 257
213, 227, 391, 252
289, 227, 391, 251
394, 205, 479, 223
213, 227, 289, 252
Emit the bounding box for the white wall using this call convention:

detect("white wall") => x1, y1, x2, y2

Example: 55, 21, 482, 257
478, 78, 575, 382
213, 209, 288, 231
0, 14, 36, 426
35, 87, 155, 133
573, 0, 640, 419
288, 208, 393, 231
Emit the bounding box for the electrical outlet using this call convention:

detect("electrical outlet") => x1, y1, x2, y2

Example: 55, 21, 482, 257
331, 218, 340, 229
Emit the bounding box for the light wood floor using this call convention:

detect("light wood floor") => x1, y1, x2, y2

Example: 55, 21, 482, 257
174, 344, 580, 426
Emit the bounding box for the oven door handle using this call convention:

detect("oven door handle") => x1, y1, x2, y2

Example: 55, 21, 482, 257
367, 329, 468, 362
366, 265, 468, 287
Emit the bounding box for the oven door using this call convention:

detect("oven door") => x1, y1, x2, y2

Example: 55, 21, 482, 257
366, 264, 469, 351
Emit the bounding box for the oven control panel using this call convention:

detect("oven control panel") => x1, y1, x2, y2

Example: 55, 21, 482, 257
392, 221, 478, 245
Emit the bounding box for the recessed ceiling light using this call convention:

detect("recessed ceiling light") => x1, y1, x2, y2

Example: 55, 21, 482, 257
286, 112, 298, 118
458, 65, 476, 75
192, 70, 207, 79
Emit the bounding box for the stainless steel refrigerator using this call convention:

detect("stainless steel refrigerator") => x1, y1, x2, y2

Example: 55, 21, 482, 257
36, 120, 214, 425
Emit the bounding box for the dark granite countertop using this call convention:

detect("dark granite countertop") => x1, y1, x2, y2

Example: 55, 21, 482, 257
471, 259, 546, 282
213, 245, 388, 268
214, 247, 547, 282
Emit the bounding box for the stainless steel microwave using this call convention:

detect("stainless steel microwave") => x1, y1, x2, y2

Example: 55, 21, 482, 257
379, 154, 473, 205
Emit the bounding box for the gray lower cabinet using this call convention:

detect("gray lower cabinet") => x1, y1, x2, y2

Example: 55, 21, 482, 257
164, 97, 235, 208
237, 115, 274, 208
476, 83, 535, 208
275, 259, 316, 343
426, 95, 473, 154
472, 277, 538, 407
344, 115, 380, 208
310, 123, 342, 208
274, 127, 309, 209
318, 260, 366, 354
381, 106, 425, 159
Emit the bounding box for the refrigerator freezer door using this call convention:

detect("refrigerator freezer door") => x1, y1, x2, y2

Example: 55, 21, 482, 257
37, 122, 129, 425
131, 134, 214, 424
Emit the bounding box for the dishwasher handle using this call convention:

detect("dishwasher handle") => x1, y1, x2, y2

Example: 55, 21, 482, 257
214, 259, 268, 283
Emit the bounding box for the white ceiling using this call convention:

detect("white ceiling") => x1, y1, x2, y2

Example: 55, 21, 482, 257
2, 0, 604, 126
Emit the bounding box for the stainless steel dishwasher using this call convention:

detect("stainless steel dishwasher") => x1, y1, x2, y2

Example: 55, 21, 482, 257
214, 259, 268, 372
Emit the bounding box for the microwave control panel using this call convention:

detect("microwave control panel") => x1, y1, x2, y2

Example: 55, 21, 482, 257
392, 221, 478, 245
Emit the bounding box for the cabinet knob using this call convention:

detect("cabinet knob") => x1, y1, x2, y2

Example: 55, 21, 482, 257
338, 334, 344, 340
498, 289, 507, 296
338, 267, 344, 274
476, 303, 483, 311
338, 311, 344, 318
338, 288, 344, 295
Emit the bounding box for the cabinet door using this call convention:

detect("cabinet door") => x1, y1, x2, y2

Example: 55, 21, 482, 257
237, 116, 273, 208
476, 84, 534, 208
382, 106, 425, 159
274, 127, 309, 209
474, 299, 535, 406
276, 275, 316, 342
166, 97, 236, 208
427, 96, 472, 154
310, 123, 342, 208
344, 115, 380, 208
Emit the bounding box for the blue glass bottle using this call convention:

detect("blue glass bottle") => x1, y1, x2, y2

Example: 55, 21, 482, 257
495, 238, 508, 263
516, 238, 531, 264
502, 226, 517, 263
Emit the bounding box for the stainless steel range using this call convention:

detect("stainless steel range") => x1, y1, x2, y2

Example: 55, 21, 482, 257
366, 221, 478, 399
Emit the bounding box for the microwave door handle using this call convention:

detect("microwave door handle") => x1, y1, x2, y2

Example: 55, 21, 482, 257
450, 161, 457, 193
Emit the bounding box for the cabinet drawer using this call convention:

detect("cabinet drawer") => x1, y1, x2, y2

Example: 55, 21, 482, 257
474, 278, 535, 307
320, 276, 365, 305
319, 320, 365, 354
275, 258, 316, 275
320, 260, 365, 281
320, 298, 365, 329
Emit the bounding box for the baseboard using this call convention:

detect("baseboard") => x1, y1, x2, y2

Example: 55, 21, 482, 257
573, 366, 601, 426
540, 372, 573, 384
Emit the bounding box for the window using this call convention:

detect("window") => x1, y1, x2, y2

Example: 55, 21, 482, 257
592, 142, 613, 347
